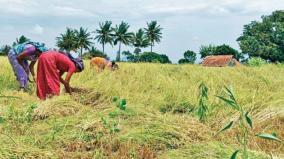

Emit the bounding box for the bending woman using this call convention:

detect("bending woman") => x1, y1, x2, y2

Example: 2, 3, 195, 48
90, 57, 118, 72
8, 41, 47, 91
36, 50, 84, 100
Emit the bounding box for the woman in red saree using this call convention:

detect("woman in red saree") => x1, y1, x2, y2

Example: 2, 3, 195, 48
36, 50, 84, 100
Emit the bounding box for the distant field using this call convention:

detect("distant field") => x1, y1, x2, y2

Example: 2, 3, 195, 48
0, 56, 283, 158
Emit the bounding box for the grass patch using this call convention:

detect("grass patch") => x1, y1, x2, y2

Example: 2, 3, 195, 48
0, 57, 283, 158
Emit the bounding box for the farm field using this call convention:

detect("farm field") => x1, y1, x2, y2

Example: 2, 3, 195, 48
0, 56, 283, 159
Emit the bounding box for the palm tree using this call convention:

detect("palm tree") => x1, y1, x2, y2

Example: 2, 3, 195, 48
113, 21, 133, 61
132, 29, 150, 50
88, 46, 107, 58
56, 28, 77, 52
94, 21, 114, 55
13, 35, 30, 46
75, 27, 93, 58
144, 21, 163, 52
0, 45, 11, 55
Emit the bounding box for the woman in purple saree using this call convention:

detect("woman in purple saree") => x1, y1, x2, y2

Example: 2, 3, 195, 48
8, 41, 47, 91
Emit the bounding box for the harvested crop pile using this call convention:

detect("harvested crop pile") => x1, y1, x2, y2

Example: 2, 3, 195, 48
71, 88, 103, 106
33, 96, 81, 120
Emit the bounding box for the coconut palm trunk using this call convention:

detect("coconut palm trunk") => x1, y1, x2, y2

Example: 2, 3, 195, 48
102, 43, 105, 54
80, 47, 83, 58
116, 41, 122, 61
135, 47, 141, 62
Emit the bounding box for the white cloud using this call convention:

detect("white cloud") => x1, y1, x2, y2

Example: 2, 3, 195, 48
0, 0, 283, 62
0, 0, 283, 18
192, 36, 200, 42
144, 3, 208, 14
50, 6, 96, 17
0, 0, 37, 15
0, 0, 96, 17
32, 24, 44, 35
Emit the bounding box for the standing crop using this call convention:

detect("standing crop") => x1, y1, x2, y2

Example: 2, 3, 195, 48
217, 86, 282, 159
197, 82, 209, 123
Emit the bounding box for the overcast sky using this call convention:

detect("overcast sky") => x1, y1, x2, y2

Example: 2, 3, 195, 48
0, 0, 283, 62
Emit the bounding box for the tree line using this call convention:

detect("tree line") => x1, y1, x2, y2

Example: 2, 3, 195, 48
178, 10, 284, 64
1, 10, 284, 64
0, 21, 164, 62
178, 44, 241, 64
56, 21, 162, 62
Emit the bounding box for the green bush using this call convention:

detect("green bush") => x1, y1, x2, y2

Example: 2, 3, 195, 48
247, 57, 267, 67
82, 47, 108, 59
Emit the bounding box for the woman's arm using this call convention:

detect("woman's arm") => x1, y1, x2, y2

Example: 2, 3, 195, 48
59, 71, 73, 94
17, 46, 37, 74
16, 51, 29, 72
29, 61, 36, 82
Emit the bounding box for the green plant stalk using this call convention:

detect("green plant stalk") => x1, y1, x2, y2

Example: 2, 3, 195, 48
240, 113, 249, 159
237, 100, 249, 159
197, 83, 208, 123
217, 86, 252, 159
0, 132, 17, 145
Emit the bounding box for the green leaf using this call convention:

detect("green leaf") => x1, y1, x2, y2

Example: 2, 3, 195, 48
199, 82, 209, 99
230, 150, 239, 159
120, 99, 127, 106
109, 110, 119, 118
120, 104, 126, 110
119, 99, 127, 110
112, 96, 119, 102
218, 121, 234, 133
113, 127, 120, 133
272, 132, 277, 137
256, 133, 281, 142
224, 86, 236, 102
111, 123, 120, 133
236, 134, 243, 144
245, 112, 253, 128
113, 42, 117, 46
30, 103, 37, 109
116, 102, 120, 108
0, 116, 4, 123
100, 117, 108, 126
216, 96, 239, 110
